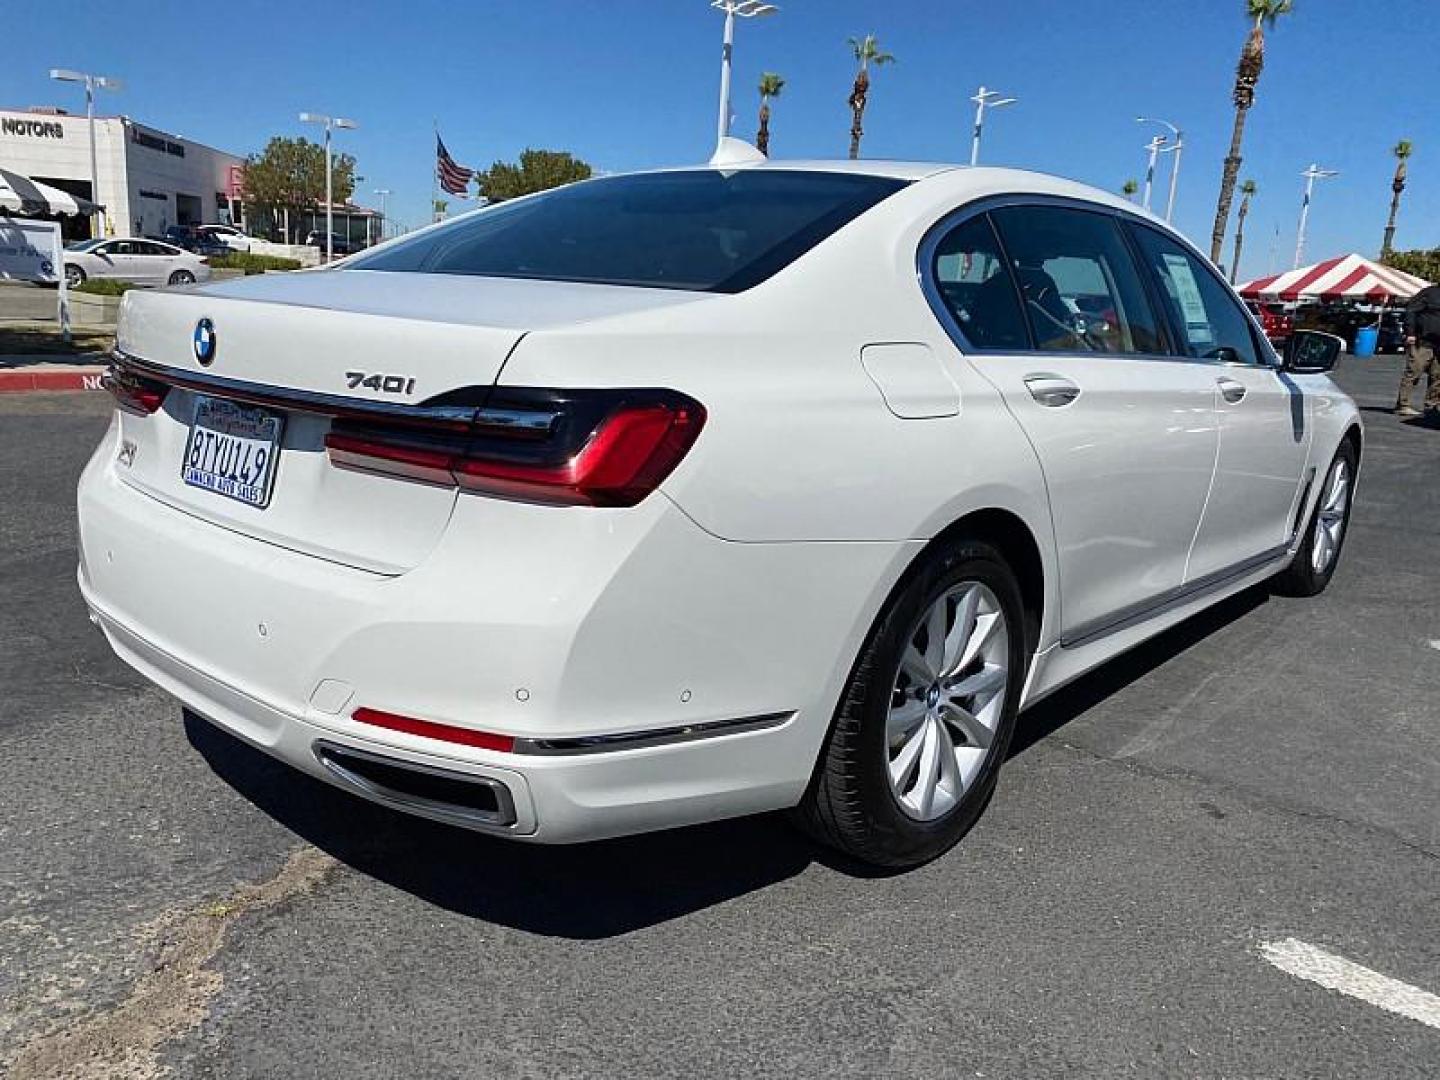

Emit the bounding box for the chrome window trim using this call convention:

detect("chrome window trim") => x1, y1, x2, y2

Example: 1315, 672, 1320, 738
915, 193, 1281, 370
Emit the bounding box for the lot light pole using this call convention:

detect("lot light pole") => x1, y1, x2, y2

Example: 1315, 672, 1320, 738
1140, 134, 1169, 213
1137, 116, 1182, 222
1294, 163, 1338, 269
49, 68, 122, 238
299, 112, 358, 262
373, 188, 390, 242
969, 86, 1016, 166
711, 0, 778, 148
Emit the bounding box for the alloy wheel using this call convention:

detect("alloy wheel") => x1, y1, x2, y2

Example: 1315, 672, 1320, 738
886, 581, 1010, 821
1311, 458, 1350, 574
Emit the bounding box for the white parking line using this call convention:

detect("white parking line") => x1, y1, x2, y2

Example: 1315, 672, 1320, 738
1260, 938, 1440, 1030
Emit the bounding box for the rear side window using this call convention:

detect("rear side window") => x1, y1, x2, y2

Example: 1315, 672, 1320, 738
351, 170, 907, 293
1127, 223, 1261, 365
930, 214, 1029, 350
990, 206, 1164, 355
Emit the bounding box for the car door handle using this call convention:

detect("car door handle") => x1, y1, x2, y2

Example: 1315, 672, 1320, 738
1217, 377, 1247, 404
1024, 374, 1081, 408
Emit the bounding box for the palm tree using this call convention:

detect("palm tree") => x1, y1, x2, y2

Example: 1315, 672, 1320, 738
1209, 0, 1294, 263
756, 72, 785, 157
1230, 179, 1257, 282
847, 34, 895, 160
1122, 178, 1139, 201
1381, 138, 1413, 257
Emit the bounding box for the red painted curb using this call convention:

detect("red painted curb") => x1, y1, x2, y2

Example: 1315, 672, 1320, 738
0, 367, 107, 394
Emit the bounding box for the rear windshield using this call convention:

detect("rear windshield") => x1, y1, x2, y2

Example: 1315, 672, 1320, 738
349, 170, 908, 293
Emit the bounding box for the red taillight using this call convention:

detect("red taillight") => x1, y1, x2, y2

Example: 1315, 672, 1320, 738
101, 366, 168, 415
324, 390, 706, 507
454, 402, 704, 505
352, 706, 515, 753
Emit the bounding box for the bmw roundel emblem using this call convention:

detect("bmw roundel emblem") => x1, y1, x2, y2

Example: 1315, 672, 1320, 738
193, 318, 217, 366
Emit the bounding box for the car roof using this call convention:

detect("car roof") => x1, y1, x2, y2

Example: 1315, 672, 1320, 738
610, 158, 1165, 219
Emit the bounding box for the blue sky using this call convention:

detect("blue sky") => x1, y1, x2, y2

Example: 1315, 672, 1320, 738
8, 0, 1437, 279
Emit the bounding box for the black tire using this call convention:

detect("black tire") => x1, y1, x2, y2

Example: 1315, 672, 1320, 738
169, 269, 195, 286
65, 264, 85, 288
1273, 440, 1357, 598
797, 539, 1028, 869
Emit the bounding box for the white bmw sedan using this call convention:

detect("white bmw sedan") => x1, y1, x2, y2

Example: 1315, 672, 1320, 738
78, 162, 1358, 868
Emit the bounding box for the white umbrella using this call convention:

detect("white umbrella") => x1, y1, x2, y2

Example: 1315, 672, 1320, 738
0, 166, 101, 217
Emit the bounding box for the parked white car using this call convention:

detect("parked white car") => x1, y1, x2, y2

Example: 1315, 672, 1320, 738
79, 161, 1357, 868
196, 223, 255, 253
64, 238, 211, 289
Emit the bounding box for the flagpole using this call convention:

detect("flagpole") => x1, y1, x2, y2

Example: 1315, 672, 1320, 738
431, 119, 439, 224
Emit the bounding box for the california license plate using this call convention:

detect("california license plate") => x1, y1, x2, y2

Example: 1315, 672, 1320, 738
181, 396, 283, 508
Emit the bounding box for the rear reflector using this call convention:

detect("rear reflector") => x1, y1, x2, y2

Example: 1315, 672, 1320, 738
352, 707, 515, 753
325, 388, 705, 507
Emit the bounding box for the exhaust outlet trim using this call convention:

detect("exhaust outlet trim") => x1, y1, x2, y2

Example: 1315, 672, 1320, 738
313, 739, 518, 830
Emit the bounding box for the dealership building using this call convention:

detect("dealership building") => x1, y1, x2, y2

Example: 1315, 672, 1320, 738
0, 106, 244, 242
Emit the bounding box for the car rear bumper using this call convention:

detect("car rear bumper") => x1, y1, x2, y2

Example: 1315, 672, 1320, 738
77, 417, 914, 841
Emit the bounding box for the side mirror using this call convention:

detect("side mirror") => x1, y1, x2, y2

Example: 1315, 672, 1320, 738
1282, 329, 1344, 374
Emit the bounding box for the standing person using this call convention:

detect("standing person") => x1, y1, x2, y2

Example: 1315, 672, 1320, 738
1396, 282, 1440, 420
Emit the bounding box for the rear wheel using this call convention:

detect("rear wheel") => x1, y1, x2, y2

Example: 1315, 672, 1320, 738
1273, 441, 1356, 597
798, 539, 1027, 869
65, 264, 85, 288
168, 269, 196, 286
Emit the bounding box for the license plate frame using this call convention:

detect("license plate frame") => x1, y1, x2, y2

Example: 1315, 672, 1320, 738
181, 395, 284, 509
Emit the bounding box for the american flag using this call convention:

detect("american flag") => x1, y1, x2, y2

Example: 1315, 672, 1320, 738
436, 135, 474, 196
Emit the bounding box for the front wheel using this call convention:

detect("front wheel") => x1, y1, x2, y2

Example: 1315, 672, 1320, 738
1273, 441, 1357, 597
797, 539, 1027, 869
168, 269, 195, 286
64, 264, 85, 288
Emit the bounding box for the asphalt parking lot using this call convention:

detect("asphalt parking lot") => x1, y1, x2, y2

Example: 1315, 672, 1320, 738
2, 358, 1437, 1078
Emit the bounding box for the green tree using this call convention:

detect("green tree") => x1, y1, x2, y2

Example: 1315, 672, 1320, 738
478, 149, 593, 203
1382, 248, 1440, 283
1122, 178, 1139, 200
1230, 179, 1257, 283
1209, 0, 1294, 263
241, 136, 356, 241
1381, 138, 1413, 257
756, 72, 785, 157
846, 34, 895, 160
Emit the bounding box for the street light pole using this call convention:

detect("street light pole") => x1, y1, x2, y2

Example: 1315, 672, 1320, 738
300, 112, 357, 263
1141, 134, 1167, 212
1137, 116, 1182, 222
49, 68, 121, 238
373, 188, 390, 242
710, 0, 778, 149
1294, 163, 1339, 270
969, 86, 1017, 167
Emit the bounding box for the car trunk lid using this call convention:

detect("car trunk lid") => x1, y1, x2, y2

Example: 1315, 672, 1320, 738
108, 270, 710, 574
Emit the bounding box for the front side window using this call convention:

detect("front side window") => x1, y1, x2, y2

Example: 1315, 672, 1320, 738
930, 214, 1029, 350
351, 170, 908, 293
990, 206, 1164, 354
1128, 224, 1261, 365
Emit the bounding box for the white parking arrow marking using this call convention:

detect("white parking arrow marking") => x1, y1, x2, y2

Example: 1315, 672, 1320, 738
1261, 938, 1440, 1030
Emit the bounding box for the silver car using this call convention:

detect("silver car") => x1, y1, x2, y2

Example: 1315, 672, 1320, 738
63, 238, 212, 289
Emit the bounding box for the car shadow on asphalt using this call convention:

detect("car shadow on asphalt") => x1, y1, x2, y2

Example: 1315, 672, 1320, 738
185, 584, 1270, 938
185, 712, 820, 938
1007, 584, 1270, 758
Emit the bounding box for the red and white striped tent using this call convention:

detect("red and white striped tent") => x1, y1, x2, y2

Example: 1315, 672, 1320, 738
1237, 253, 1431, 303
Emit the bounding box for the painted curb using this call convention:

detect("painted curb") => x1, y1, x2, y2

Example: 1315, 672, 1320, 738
0, 367, 107, 394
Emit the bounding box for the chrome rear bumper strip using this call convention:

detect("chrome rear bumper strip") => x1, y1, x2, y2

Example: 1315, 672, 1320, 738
512, 711, 794, 756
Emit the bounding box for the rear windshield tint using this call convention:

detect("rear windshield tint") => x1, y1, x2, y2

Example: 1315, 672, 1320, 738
349, 170, 908, 293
